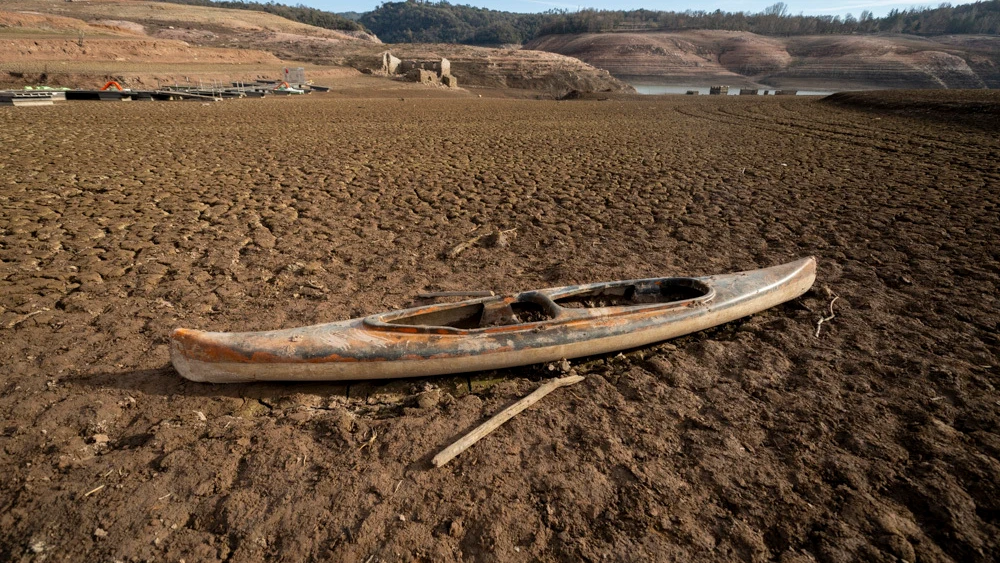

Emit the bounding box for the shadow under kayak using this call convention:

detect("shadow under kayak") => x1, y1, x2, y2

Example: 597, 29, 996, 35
170, 257, 817, 383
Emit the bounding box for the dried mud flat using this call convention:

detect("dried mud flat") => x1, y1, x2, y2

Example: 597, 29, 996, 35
1, 91, 998, 562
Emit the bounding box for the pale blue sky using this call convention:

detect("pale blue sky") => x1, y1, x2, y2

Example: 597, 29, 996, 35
310, 0, 973, 19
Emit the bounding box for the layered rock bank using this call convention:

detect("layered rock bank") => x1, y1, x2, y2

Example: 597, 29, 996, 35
526, 31, 1000, 90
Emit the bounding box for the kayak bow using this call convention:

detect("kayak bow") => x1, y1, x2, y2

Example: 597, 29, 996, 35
171, 257, 816, 383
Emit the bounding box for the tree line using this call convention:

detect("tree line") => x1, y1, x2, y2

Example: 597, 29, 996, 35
154, 0, 1000, 43
362, 0, 1000, 43
536, 1, 1000, 36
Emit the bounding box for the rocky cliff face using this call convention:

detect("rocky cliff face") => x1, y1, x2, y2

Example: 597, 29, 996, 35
526, 31, 1000, 90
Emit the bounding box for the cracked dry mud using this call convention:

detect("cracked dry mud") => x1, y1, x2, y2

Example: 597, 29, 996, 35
1, 92, 998, 562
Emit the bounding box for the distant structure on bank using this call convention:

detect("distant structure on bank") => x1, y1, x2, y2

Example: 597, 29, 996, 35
283, 67, 306, 85
709, 85, 729, 95
361, 51, 459, 88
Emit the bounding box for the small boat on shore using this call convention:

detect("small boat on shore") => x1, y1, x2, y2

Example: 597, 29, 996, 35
170, 257, 816, 383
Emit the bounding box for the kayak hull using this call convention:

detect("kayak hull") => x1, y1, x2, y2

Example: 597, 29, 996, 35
171, 257, 816, 383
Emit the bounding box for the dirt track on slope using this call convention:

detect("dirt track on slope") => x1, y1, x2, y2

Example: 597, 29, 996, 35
1, 91, 998, 562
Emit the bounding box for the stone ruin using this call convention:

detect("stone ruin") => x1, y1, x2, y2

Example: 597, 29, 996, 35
374, 51, 458, 89
381, 52, 401, 75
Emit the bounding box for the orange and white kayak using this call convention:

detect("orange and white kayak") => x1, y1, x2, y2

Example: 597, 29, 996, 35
170, 257, 816, 383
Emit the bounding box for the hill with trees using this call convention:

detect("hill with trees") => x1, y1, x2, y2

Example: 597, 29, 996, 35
357, 1, 547, 44
18, 0, 994, 92
536, 1, 1000, 37
359, 1, 1000, 44
151, 0, 1000, 44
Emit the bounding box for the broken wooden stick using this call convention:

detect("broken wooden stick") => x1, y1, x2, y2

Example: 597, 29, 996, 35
445, 227, 518, 259
487, 228, 517, 248
417, 290, 495, 299
82, 484, 105, 498
814, 294, 840, 337
446, 233, 488, 259
6, 307, 50, 329
432, 374, 584, 468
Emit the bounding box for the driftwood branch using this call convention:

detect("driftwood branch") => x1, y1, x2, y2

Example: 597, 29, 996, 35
432, 374, 584, 468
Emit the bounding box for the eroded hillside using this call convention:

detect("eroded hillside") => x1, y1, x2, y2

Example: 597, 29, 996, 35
2, 0, 628, 94
0, 1, 377, 88
526, 31, 1000, 89
3, 0, 379, 43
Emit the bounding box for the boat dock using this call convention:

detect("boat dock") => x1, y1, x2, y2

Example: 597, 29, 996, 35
1, 81, 319, 107
0, 92, 57, 106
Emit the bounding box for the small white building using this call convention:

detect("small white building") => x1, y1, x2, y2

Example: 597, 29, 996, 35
283, 67, 306, 85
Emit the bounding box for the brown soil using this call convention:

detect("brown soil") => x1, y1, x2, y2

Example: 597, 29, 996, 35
1, 90, 999, 562
823, 89, 1000, 132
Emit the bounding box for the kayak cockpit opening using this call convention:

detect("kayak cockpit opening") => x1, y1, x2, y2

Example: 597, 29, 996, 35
378, 295, 558, 331
555, 278, 711, 308
383, 302, 487, 330
369, 278, 713, 332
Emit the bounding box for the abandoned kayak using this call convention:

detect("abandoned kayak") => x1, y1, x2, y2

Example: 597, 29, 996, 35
170, 257, 816, 383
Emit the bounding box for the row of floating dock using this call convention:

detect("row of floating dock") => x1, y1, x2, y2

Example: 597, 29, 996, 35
702, 86, 797, 96
1, 81, 325, 107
